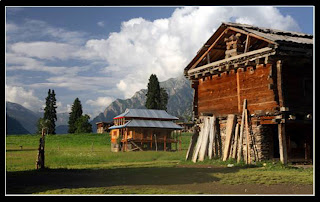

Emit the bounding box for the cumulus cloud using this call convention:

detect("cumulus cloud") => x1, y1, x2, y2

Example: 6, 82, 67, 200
81, 6, 300, 98
5, 85, 43, 112
6, 6, 303, 116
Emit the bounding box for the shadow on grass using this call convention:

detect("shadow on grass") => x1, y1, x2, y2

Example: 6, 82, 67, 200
6, 165, 241, 194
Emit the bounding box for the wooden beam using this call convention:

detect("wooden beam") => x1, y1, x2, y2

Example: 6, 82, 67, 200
199, 117, 210, 161
186, 131, 199, 160
208, 116, 216, 159
190, 28, 231, 71
237, 99, 247, 163
223, 114, 236, 161
236, 70, 241, 113
192, 123, 204, 163
231, 123, 240, 159
187, 47, 274, 75
244, 34, 250, 53
276, 60, 285, 107
278, 123, 288, 165
227, 27, 276, 45
244, 109, 251, 164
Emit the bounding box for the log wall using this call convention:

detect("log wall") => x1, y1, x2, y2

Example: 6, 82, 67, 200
197, 64, 278, 116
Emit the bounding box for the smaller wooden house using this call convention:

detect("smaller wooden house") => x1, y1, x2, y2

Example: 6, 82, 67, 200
109, 109, 183, 152
177, 122, 195, 133
96, 122, 113, 134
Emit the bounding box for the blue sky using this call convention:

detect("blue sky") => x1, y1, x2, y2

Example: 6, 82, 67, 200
5, 6, 314, 119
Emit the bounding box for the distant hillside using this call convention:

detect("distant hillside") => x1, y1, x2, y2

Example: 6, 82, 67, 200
6, 115, 31, 135
55, 125, 69, 134
6, 101, 70, 134
90, 75, 193, 132
6, 101, 41, 134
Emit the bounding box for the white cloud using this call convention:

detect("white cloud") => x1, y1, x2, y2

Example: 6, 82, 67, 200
5, 85, 43, 112
6, 52, 89, 76
86, 96, 115, 118
6, 19, 88, 45
86, 96, 114, 108
6, 23, 19, 33
10, 41, 77, 60
6, 6, 303, 116
81, 6, 301, 99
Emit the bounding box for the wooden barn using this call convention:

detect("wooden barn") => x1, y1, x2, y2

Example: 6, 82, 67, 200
185, 22, 313, 164
96, 122, 113, 134
108, 109, 183, 152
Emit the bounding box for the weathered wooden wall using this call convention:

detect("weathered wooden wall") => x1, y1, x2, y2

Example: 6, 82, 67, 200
197, 64, 278, 117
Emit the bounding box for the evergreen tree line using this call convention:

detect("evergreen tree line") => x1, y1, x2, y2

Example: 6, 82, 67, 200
37, 90, 92, 134
68, 98, 92, 134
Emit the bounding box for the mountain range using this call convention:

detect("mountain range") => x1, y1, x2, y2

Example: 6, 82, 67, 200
6, 75, 193, 134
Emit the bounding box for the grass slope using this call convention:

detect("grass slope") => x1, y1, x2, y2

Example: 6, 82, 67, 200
6, 133, 313, 195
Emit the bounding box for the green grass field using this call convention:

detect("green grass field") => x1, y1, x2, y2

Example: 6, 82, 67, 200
6, 133, 314, 195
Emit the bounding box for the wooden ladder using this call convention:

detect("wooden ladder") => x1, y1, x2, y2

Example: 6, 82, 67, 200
128, 140, 143, 151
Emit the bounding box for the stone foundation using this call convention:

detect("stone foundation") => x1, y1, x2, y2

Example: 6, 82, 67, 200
215, 118, 275, 162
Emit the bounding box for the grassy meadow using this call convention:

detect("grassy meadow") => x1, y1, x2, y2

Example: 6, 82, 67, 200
6, 133, 313, 195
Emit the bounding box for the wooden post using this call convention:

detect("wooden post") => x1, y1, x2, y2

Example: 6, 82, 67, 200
245, 109, 251, 164
208, 116, 215, 159
278, 123, 288, 165
36, 128, 46, 169
164, 135, 167, 152
276, 60, 285, 108
179, 131, 182, 151
192, 123, 204, 163
244, 34, 250, 53
305, 134, 310, 161
199, 117, 210, 161
223, 114, 236, 161
237, 99, 247, 163
186, 128, 199, 160
151, 132, 153, 150
232, 123, 240, 159
154, 134, 158, 151
236, 70, 242, 113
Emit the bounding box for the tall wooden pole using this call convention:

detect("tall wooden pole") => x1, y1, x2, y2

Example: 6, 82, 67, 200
232, 123, 239, 159
223, 114, 236, 161
245, 109, 251, 164
278, 123, 288, 165
237, 99, 247, 163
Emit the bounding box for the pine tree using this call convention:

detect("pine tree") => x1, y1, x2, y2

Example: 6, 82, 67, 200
159, 87, 169, 111
145, 74, 169, 110
68, 98, 83, 133
145, 74, 161, 109
43, 89, 57, 134
75, 114, 92, 133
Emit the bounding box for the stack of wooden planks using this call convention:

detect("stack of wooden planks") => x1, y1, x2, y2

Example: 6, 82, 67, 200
186, 99, 258, 164
186, 116, 217, 162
